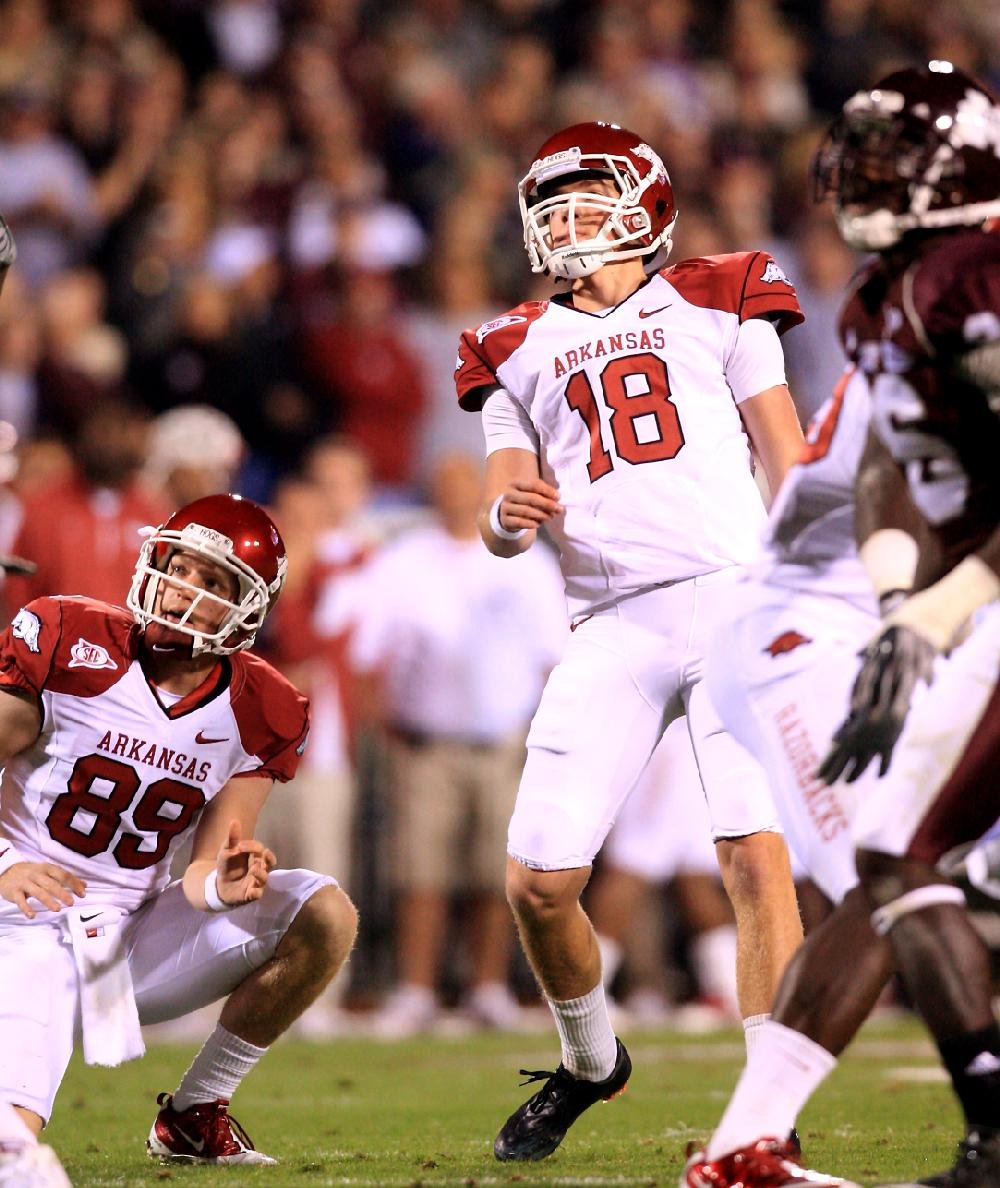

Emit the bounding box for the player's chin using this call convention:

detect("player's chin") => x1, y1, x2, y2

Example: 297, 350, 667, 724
143, 622, 196, 655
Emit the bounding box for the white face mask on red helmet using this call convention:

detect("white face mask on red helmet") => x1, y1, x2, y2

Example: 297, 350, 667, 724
127, 493, 287, 657
519, 121, 678, 280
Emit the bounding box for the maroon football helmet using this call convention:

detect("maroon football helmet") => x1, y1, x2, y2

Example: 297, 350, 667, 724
518, 121, 677, 279
814, 61, 1000, 250
128, 493, 287, 656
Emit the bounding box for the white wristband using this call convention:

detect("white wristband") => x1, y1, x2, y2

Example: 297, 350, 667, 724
0, 843, 25, 877
489, 495, 529, 541
859, 528, 919, 598
203, 869, 232, 912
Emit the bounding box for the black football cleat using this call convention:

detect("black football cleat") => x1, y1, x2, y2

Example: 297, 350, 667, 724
493, 1038, 631, 1161
878, 1128, 1000, 1186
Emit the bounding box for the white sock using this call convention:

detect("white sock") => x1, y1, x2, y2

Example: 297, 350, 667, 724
548, 982, 618, 1081
596, 934, 623, 991
172, 1024, 268, 1111
691, 925, 739, 1014
0, 1102, 36, 1154
743, 1012, 769, 1057
706, 1020, 836, 1160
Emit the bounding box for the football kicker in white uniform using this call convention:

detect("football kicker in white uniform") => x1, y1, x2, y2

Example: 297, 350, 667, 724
456, 119, 808, 1164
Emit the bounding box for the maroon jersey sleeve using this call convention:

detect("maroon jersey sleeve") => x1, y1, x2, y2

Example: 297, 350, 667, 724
229, 653, 311, 783
910, 230, 1000, 357
455, 302, 547, 411
664, 251, 804, 335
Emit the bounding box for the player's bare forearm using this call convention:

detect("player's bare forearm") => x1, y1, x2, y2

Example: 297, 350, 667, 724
479, 448, 562, 558
185, 774, 274, 909
182, 822, 276, 910
855, 430, 914, 544
740, 384, 804, 500
0, 687, 42, 762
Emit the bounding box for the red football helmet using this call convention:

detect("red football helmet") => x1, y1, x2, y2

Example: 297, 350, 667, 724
128, 493, 287, 656
814, 61, 1000, 250
518, 121, 677, 279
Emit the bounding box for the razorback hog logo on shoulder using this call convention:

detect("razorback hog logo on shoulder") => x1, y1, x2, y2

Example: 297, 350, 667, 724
68, 638, 118, 671
11, 608, 41, 653
476, 315, 527, 344
764, 630, 812, 658
760, 260, 792, 285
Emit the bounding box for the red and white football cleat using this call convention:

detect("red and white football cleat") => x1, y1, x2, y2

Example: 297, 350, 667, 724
146, 1092, 277, 1165
681, 1137, 861, 1187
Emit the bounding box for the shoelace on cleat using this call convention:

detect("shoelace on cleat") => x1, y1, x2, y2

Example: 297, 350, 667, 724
213, 1106, 257, 1153
518, 1067, 560, 1087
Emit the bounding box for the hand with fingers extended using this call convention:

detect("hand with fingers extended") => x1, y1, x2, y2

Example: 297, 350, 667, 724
215, 819, 276, 906
0, 859, 86, 919
496, 478, 563, 535
818, 623, 936, 785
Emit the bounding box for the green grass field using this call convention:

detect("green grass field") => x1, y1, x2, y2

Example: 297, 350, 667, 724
46, 1014, 962, 1187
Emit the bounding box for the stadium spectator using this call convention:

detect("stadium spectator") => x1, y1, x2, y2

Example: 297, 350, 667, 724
298, 266, 429, 492
0, 80, 97, 289
3, 397, 164, 615
141, 403, 246, 509
35, 268, 128, 438
261, 436, 376, 911
351, 452, 565, 1036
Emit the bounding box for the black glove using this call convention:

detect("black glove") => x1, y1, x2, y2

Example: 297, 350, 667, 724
817, 624, 936, 785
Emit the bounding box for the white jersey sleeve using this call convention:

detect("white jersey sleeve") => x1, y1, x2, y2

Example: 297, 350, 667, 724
482, 387, 540, 455
753, 366, 876, 608
724, 317, 788, 403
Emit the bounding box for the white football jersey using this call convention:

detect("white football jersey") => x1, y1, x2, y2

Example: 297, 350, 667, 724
457, 253, 803, 616
0, 597, 309, 919
754, 365, 876, 610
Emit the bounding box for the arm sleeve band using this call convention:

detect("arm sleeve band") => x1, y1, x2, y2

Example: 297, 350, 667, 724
482, 387, 540, 455
725, 316, 788, 404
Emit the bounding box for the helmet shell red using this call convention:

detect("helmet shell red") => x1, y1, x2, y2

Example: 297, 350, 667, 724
129, 493, 287, 655
519, 121, 677, 278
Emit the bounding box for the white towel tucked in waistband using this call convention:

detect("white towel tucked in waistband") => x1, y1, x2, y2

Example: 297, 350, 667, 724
65, 906, 145, 1067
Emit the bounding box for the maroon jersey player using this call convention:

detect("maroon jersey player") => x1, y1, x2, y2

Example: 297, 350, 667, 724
685, 62, 1000, 1188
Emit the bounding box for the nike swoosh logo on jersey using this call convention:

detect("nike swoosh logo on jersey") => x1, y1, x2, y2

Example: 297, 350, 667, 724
195, 731, 228, 745
174, 1124, 206, 1153
79, 912, 102, 923
638, 304, 672, 318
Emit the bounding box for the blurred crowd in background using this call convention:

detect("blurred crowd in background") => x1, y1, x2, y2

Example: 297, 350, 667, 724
0, 0, 996, 1037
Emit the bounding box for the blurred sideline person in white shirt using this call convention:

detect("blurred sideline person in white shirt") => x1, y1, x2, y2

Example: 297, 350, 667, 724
351, 452, 566, 1037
